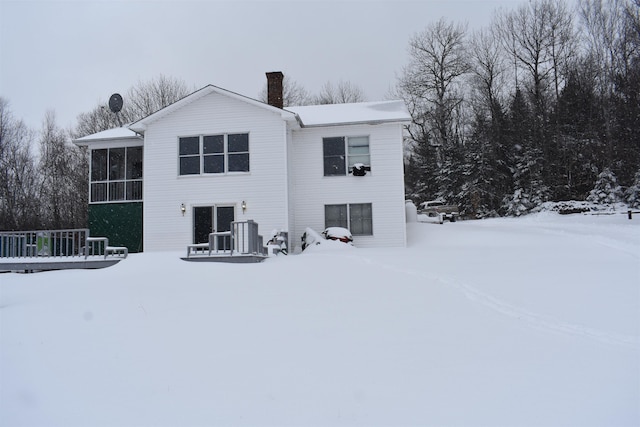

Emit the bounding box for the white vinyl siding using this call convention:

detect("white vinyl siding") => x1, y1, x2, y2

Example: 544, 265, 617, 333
142, 92, 289, 251
291, 123, 406, 249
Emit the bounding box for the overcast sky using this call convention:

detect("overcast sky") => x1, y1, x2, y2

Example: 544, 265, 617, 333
1, 0, 548, 132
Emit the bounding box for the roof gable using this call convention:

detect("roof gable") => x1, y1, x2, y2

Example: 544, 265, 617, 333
129, 85, 297, 133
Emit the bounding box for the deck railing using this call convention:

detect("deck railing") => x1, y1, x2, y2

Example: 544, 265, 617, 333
0, 229, 127, 259
0, 229, 89, 258
186, 220, 266, 258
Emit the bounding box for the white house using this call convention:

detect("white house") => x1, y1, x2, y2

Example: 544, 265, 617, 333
74, 72, 410, 253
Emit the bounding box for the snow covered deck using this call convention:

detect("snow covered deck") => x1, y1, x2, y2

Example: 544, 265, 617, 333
0, 229, 127, 272
181, 220, 269, 264
0, 257, 122, 273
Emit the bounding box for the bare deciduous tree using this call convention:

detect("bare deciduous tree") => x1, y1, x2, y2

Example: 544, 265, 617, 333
495, 0, 575, 112
126, 74, 190, 119
313, 80, 366, 104
73, 74, 190, 138
39, 111, 88, 229
0, 98, 39, 230
469, 27, 507, 116
398, 18, 470, 152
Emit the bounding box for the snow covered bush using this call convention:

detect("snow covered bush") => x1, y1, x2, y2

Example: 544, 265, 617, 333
625, 170, 640, 209
587, 168, 622, 205
502, 188, 532, 216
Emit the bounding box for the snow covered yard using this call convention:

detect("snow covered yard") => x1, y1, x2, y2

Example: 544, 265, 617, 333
1, 213, 638, 427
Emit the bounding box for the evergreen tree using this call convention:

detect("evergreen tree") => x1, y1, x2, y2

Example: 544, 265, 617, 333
502, 88, 549, 215
587, 168, 623, 204
552, 64, 605, 199
625, 170, 640, 208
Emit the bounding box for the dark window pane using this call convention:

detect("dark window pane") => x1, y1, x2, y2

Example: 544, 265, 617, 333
324, 156, 346, 176
179, 137, 200, 155
323, 137, 345, 156
203, 154, 224, 173
203, 135, 224, 154
126, 147, 143, 179
91, 149, 107, 181
228, 153, 249, 172
325, 204, 348, 228
323, 137, 346, 176
109, 148, 125, 180
126, 181, 143, 200
108, 181, 125, 201
350, 203, 373, 235
90, 182, 107, 202
228, 134, 249, 152
180, 156, 200, 175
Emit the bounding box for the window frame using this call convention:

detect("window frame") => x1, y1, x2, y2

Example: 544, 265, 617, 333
90, 146, 143, 204
324, 203, 373, 236
322, 135, 370, 177
178, 133, 250, 176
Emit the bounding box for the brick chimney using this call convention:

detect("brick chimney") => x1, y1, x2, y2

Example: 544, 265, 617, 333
266, 71, 284, 109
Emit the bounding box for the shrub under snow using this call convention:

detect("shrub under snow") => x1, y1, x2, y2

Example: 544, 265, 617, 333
587, 168, 622, 205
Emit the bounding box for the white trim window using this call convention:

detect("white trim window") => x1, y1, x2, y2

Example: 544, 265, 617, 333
322, 136, 370, 176
90, 147, 143, 203
325, 203, 373, 235
179, 133, 249, 175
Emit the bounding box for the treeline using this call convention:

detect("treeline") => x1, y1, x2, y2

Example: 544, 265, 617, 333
399, 0, 640, 216
2, 0, 638, 230
0, 76, 190, 230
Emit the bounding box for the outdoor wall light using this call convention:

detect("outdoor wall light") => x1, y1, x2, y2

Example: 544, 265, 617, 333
242, 200, 247, 213
180, 203, 186, 216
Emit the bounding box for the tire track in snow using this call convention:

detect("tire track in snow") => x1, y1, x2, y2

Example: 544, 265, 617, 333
355, 255, 639, 350
434, 274, 640, 350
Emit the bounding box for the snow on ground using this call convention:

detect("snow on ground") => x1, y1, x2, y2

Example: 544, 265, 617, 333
1, 212, 639, 427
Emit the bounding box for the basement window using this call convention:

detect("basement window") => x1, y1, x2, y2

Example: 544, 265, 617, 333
325, 203, 373, 236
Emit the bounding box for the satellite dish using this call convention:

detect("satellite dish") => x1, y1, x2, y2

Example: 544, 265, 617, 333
108, 93, 123, 113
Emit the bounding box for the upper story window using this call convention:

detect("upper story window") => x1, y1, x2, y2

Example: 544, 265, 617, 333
323, 136, 370, 176
90, 147, 142, 203
179, 133, 249, 176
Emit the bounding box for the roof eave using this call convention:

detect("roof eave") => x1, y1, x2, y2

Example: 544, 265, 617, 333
298, 118, 412, 128
73, 135, 143, 147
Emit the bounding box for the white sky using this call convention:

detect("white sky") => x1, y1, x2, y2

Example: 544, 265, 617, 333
1, 0, 548, 131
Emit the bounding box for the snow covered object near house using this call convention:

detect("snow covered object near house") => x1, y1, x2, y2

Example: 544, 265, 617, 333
322, 227, 353, 244
418, 200, 459, 223
73, 72, 410, 254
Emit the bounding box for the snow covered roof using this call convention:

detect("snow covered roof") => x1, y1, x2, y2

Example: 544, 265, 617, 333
73, 93, 411, 145
286, 100, 411, 127
129, 85, 297, 133
73, 127, 141, 146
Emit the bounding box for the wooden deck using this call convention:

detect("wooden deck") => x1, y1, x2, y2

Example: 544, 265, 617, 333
0, 257, 123, 273
181, 254, 267, 264
1, 228, 128, 272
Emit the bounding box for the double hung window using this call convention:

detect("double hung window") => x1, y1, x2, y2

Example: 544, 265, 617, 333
324, 203, 373, 236
323, 136, 370, 176
90, 147, 142, 203
179, 133, 249, 175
